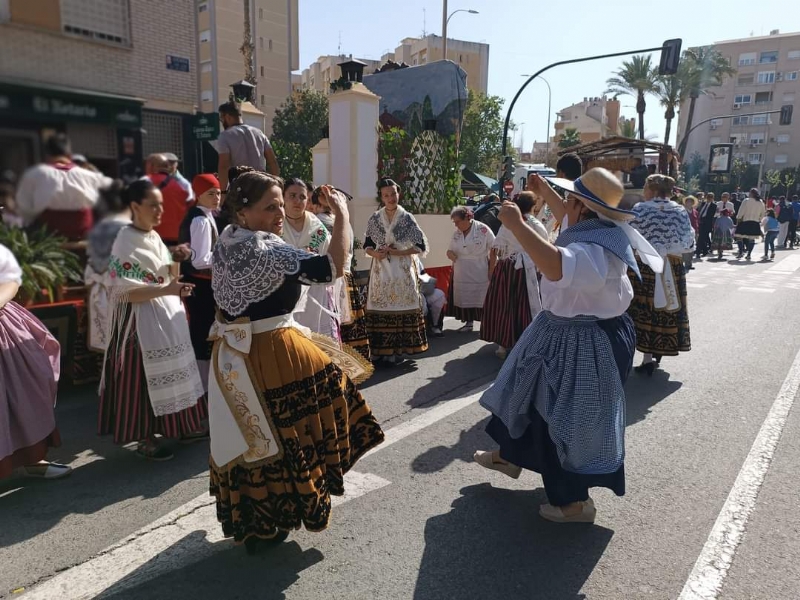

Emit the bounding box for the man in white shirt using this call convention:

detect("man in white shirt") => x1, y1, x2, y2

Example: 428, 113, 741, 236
716, 192, 735, 216
15, 134, 112, 240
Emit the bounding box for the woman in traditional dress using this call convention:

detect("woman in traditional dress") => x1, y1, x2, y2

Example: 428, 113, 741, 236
178, 174, 222, 392
208, 172, 383, 553
282, 177, 340, 340
474, 168, 663, 523
99, 179, 208, 462
734, 188, 766, 261
85, 180, 132, 353
711, 208, 735, 260
445, 206, 495, 332
364, 178, 429, 364
481, 192, 548, 359
0, 244, 71, 480
628, 174, 696, 376
311, 185, 372, 361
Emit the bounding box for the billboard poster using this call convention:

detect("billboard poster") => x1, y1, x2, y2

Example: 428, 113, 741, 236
709, 143, 733, 174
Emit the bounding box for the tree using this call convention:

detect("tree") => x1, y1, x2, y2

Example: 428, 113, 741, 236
677, 47, 737, 156
459, 90, 512, 175
271, 89, 329, 178
606, 55, 658, 140
766, 167, 799, 196
558, 127, 582, 149
654, 59, 692, 146
619, 118, 637, 139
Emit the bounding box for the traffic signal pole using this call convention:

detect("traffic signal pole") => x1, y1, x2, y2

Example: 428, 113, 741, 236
677, 109, 784, 160
498, 40, 682, 191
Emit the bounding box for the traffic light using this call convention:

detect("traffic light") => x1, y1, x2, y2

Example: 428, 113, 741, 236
502, 156, 514, 181
659, 39, 682, 75
780, 105, 793, 126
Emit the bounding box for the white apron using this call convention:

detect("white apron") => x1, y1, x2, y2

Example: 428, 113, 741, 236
449, 221, 494, 308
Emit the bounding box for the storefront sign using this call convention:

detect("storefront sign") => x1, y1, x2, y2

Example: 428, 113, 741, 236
191, 112, 220, 141
0, 84, 143, 127
166, 55, 190, 73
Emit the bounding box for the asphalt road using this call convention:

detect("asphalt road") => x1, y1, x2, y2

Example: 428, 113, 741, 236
2, 248, 800, 600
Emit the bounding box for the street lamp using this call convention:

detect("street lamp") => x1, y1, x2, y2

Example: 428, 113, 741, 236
522, 74, 552, 156
442, 1, 479, 62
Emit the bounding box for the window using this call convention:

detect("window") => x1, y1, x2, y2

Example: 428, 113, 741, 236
788, 72, 799, 81
777, 134, 790, 143
259, 7, 263, 19
260, 94, 265, 105
731, 133, 748, 145
201, 90, 213, 102
459, 54, 463, 63
759, 51, 778, 64
734, 94, 752, 105
710, 118, 723, 127
757, 71, 775, 84
784, 92, 796, 102
749, 132, 765, 144
788, 50, 800, 60
260, 66, 264, 77
733, 116, 750, 126
755, 91, 773, 105
259, 37, 264, 49
747, 153, 763, 164
737, 74, 754, 86
198, 2, 208, 12
142, 112, 183, 160
0, 0, 9, 23
774, 154, 789, 164
61, 0, 131, 45
201, 61, 212, 73
752, 114, 770, 125
199, 30, 211, 43
269, 39, 273, 51
739, 52, 756, 66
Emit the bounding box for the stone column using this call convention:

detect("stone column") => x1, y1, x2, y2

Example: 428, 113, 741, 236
327, 84, 381, 268
311, 138, 330, 187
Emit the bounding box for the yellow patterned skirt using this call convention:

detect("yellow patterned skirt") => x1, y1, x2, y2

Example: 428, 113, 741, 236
209, 327, 384, 543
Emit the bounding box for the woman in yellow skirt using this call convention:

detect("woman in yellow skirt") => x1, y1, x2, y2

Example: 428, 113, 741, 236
209, 172, 383, 554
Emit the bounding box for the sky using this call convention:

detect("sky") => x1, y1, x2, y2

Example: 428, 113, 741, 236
297, 0, 800, 150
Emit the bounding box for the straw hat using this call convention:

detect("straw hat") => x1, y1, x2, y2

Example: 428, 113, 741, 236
546, 167, 636, 222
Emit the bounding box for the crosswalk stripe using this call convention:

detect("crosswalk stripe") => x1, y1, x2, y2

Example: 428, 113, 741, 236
737, 287, 775, 293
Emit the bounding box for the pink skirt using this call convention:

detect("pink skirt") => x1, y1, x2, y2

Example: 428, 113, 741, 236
0, 302, 61, 478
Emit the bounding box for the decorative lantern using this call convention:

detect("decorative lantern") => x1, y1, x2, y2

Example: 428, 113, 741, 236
230, 80, 256, 103
338, 59, 368, 83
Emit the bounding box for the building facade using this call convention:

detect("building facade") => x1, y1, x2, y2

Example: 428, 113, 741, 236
197, 0, 298, 134
676, 30, 800, 186
0, 0, 198, 180
552, 96, 623, 145
300, 35, 489, 95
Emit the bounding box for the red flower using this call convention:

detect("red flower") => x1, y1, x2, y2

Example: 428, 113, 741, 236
109, 271, 117, 278
157, 276, 164, 284
122, 262, 132, 270
144, 273, 155, 283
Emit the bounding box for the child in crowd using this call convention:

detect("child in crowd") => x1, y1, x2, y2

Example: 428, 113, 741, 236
761, 209, 780, 261
711, 208, 734, 260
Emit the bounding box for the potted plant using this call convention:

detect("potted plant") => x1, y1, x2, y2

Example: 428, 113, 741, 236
0, 224, 82, 305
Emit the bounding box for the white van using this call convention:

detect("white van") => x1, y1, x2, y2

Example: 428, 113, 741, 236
512, 163, 556, 196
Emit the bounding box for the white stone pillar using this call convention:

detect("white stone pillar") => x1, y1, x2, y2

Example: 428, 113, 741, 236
327, 84, 381, 269
311, 138, 330, 186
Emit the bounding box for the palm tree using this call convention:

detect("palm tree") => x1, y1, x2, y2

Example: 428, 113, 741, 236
558, 127, 582, 149
606, 55, 658, 140
619, 118, 637, 138
654, 67, 687, 146
677, 47, 737, 156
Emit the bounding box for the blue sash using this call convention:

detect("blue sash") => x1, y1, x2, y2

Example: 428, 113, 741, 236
556, 219, 641, 280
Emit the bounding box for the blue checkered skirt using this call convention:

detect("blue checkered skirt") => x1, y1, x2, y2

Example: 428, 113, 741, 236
479, 311, 630, 475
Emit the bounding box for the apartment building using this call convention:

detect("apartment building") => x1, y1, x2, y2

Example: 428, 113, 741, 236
0, 0, 198, 180
197, 0, 298, 134
676, 30, 800, 180
552, 96, 623, 144
300, 35, 489, 95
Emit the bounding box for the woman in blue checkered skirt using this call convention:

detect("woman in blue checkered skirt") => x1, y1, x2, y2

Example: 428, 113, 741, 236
475, 168, 663, 523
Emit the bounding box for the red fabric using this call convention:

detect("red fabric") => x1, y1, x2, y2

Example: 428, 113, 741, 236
149, 173, 190, 243
424, 265, 453, 301
35, 208, 93, 241
192, 174, 220, 198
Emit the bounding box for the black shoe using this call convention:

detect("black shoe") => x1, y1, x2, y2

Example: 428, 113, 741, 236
746, 254, 752, 261
244, 530, 289, 555
633, 363, 656, 377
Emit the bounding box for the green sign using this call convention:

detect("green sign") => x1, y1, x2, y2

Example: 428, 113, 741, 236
191, 112, 219, 141
0, 83, 142, 127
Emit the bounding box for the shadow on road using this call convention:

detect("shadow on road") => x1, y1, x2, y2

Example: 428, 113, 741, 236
413, 483, 612, 600
96, 533, 324, 600
625, 372, 683, 427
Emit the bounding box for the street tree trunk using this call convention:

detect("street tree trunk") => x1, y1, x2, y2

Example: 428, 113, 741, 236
679, 93, 699, 157
637, 91, 646, 140
664, 105, 675, 146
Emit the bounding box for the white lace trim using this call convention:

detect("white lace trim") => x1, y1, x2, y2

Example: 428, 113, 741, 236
212, 226, 318, 317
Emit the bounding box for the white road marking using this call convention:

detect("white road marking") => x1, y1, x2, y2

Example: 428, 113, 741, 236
22, 387, 487, 599
686, 283, 708, 289
736, 287, 775, 293
766, 254, 800, 273
678, 345, 800, 600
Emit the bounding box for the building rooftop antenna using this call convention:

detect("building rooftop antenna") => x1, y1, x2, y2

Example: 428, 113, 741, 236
338, 31, 342, 57
423, 8, 427, 37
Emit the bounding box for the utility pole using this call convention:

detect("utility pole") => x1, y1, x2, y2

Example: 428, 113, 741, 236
442, 0, 448, 61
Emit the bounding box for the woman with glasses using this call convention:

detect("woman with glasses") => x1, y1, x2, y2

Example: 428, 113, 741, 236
98, 179, 207, 462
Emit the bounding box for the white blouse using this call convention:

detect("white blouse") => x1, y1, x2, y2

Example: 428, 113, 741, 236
0, 244, 22, 285
540, 242, 633, 319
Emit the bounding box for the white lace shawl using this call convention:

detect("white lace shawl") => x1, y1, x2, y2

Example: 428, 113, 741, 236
365, 206, 429, 257
212, 225, 319, 317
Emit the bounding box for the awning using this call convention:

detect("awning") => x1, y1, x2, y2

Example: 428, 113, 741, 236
0, 77, 144, 128
461, 168, 498, 192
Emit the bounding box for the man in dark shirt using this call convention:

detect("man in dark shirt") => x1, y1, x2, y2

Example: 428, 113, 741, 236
696, 194, 717, 258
